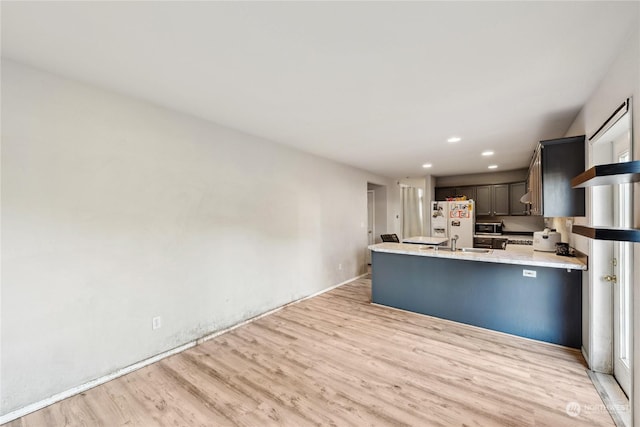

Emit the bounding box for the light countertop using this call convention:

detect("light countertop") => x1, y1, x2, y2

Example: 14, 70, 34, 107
401, 236, 448, 245
368, 242, 587, 271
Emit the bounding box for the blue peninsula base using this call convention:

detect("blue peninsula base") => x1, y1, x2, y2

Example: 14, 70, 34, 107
371, 251, 582, 348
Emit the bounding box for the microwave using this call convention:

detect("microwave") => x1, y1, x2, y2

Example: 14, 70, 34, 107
475, 222, 503, 235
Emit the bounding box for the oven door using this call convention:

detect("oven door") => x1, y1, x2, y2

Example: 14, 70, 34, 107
491, 238, 508, 250
473, 237, 494, 249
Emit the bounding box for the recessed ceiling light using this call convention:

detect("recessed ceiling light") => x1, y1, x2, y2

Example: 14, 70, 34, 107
488, 165, 498, 169
422, 163, 432, 168
447, 136, 461, 143
481, 150, 494, 156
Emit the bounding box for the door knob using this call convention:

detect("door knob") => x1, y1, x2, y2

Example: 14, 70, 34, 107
603, 275, 617, 283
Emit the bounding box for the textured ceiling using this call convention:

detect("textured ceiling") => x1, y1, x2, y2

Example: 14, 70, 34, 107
2, 1, 638, 178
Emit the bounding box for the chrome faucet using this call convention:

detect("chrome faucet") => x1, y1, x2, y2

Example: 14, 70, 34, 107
451, 234, 459, 251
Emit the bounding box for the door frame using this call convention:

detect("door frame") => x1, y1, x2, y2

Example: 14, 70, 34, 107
613, 148, 633, 396
586, 99, 633, 400
366, 190, 375, 265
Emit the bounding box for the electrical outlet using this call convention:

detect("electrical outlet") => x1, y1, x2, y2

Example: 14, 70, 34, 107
338, 263, 343, 270
152, 316, 162, 330
523, 269, 537, 278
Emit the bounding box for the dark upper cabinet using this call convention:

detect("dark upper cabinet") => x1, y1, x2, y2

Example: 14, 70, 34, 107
434, 182, 524, 217
475, 184, 509, 216
455, 186, 476, 201
492, 184, 510, 216
529, 135, 586, 217
509, 182, 527, 215
528, 146, 543, 215
475, 185, 492, 215
437, 184, 512, 216
434, 186, 476, 201
435, 187, 452, 201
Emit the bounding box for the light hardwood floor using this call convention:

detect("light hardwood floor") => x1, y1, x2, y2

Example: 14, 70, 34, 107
6, 276, 614, 426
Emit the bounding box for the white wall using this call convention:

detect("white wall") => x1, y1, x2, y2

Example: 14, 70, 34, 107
563, 27, 639, 423
0, 60, 392, 417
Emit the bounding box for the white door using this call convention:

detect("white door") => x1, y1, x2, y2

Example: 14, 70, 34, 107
613, 149, 632, 396
366, 190, 375, 265
591, 110, 632, 397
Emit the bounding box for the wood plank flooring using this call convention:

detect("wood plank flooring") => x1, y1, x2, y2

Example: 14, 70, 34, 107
6, 276, 614, 426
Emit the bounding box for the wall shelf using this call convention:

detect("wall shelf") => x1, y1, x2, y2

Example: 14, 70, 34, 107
572, 225, 640, 243
571, 160, 640, 188
571, 157, 639, 242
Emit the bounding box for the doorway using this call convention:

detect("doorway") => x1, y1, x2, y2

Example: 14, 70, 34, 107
367, 190, 375, 265
366, 183, 388, 266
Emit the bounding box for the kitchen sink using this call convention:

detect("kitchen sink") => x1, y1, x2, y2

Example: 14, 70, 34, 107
461, 247, 492, 253
431, 246, 492, 253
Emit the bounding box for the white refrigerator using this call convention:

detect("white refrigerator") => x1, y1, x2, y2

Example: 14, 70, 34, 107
430, 200, 475, 248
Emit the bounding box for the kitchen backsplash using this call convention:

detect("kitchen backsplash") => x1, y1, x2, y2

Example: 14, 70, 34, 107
476, 215, 545, 233
476, 215, 576, 243
549, 217, 573, 244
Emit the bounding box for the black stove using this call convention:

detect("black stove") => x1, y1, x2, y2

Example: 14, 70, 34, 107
508, 238, 533, 246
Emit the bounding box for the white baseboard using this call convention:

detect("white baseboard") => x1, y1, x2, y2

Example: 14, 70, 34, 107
0, 274, 365, 425
586, 370, 631, 427
0, 341, 195, 425
198, 272, 368, 344
581, 346, 591, 368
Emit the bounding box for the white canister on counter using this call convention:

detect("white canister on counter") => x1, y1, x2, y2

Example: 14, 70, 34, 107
533, 228, 561, 252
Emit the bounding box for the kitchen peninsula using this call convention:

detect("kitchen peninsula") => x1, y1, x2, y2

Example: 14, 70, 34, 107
369, 243, 586, 348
